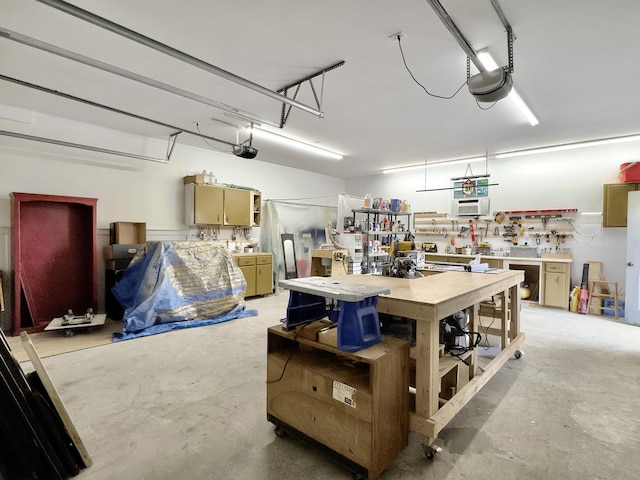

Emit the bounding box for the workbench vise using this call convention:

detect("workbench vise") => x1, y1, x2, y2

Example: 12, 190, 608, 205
279, 277, 390, 352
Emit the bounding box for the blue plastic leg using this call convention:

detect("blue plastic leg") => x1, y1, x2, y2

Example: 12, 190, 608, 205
336, 296, 383, 352
285, 290, 327, 329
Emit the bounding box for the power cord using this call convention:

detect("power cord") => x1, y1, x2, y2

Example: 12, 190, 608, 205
480, 299, 496, 350
195, 122, 232, 153
395, 34, 467, 100
266, 323, 309, 384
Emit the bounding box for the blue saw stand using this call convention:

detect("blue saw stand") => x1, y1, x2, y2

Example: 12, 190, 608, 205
280, 277, 390, 352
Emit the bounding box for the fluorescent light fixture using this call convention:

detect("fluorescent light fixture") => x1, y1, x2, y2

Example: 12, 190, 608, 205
247, 126, 343, 160
476, 49, 539, 126
382, 156, 486, 174
497, 134, 640, 159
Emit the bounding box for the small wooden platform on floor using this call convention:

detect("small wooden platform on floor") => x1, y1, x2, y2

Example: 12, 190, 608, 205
3, 318, 122, 363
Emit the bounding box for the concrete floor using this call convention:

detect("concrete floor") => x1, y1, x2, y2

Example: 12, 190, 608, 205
32, 292, 640, 480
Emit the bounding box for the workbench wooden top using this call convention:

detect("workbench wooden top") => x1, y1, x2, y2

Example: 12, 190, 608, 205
337, 270, 523, 308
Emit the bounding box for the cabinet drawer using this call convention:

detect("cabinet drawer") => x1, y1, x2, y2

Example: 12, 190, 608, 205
256, 255, 272, 265
236, 256, 256, 266
544, 262, 567, 273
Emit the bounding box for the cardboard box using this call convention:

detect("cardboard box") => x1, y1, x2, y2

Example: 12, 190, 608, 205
110, 222, 146, 244
183, 174, 207, 185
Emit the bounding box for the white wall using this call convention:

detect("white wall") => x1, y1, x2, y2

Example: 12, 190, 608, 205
2, 108, 638, 328
0, 112, 345, 330
346, 143, 640, 295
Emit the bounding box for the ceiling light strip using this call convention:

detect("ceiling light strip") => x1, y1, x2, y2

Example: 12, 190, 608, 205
382, 156, 486, 174
249, 126, 343, 160
496, 134, 640, 159
477, 49, 538, 126
0, 28, 280, 129
36, 0, 323, 118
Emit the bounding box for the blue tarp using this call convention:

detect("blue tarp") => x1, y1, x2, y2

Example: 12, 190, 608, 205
111, 241, 257, 341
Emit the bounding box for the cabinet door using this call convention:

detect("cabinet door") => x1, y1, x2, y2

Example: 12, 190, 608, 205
224, 189, 252, 226
256, 264, 272, 295
194, 185, 224, 225
239, 265, 256, 296
603, 183, 638, 227
544, 271, 566, 308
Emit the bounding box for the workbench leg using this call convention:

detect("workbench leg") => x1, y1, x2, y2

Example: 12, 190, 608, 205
468, 304, 478, 378
414, 318, 440, 420
509, 283, 521, 341
500, 290, 509, 350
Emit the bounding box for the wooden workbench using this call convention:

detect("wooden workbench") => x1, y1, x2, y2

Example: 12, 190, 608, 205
338, 269, 525, 454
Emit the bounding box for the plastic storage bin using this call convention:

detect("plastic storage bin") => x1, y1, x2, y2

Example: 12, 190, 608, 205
603, 298, 625, 318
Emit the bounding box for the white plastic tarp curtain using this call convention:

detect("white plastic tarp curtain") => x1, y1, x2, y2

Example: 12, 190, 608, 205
260, 195, 363, 293
337, 194, 365, 233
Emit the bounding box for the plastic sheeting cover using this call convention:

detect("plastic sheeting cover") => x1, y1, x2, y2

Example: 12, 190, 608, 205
112, 240, 255, 340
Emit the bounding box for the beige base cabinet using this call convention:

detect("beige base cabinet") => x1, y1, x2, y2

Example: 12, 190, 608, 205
256, 255, 272, 295
233, 253, 272, 297
542, 262, 570, 308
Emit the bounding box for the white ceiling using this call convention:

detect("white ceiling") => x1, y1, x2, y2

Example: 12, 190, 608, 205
1, 0, 639, 178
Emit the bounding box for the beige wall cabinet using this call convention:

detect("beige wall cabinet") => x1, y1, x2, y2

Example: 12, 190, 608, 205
185, 184, 224, 225
223, 188, 252, 226
542, 262, 570, 308
185, 182, 261, 227
233, 253, 272, 297
603, 183, 639, 227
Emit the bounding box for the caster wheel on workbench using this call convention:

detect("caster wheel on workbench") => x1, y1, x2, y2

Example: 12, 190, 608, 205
514, 349, 524, 359
422, 444, 442, 461
273, 425, 287, 438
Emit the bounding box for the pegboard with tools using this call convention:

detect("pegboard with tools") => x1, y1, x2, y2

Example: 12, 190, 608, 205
413, 209, 576, 253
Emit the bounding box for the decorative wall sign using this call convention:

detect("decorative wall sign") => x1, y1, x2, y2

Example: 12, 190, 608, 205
453, 177, 489, 198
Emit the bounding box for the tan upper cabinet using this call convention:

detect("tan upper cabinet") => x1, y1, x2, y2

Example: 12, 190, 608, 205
603, 183, 639, 227
185, 184, 224, 225
185, 182, 261, 227
223, 188, 252, 226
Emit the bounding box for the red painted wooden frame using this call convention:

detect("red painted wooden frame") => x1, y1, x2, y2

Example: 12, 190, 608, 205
11, 192, 97, 335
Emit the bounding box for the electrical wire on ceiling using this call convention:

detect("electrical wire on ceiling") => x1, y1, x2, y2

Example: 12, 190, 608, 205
395, 34, 467, 100
194, 123, 232, 153
396, 34, 498, 111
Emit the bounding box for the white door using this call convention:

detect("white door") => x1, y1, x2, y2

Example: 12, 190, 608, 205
625, 190, 640, 325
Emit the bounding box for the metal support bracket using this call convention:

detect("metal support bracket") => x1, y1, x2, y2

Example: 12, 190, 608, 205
166, 132, 181, 161
277, 61, 345, 127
